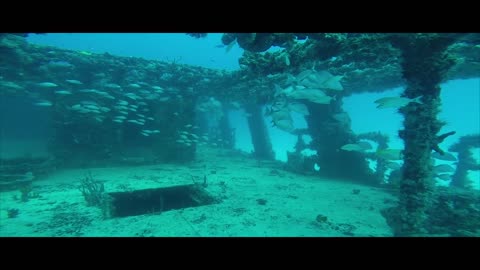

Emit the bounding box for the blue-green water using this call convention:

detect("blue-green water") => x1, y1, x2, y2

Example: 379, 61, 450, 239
0, 33, 478, 237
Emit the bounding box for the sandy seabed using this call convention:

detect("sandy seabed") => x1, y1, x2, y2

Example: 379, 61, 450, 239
0, 147, 396, 237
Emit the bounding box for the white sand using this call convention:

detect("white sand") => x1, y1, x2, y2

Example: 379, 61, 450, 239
0, 147, 396, 237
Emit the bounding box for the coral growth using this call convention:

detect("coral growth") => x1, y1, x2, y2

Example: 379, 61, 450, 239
79, 172, 105, 207
388, 34, 457, 236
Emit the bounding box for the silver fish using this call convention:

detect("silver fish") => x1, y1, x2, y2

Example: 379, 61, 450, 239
375, 96, 423, 109
37, 82, 58, 88
434, 164, 455, 173
432, 152, 457, 161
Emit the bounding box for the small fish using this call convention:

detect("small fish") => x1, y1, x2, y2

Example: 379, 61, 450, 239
274, 119, 295, 132
95, 91, 111, 96
34, 100, 53, 106
273, 84, 293, 97
285, 73, 298, 86
288, 103, 310, 115
270, 109, 292, 123
230, 101, 241, 109
340, 143, 365, 152
65, 79, 83, 85
386, 162, 402, 170
357, 141, 373, 150
84, 105, 99, 110
145, 94, 159, 100
296, 70, 344, 92
105, 83, 121, 89
435, 174, 452, 181
127, 120, 140, 124
70, 104, 83, 110
434, 164, 455, 173
115, 105, 128, 110
78, 51, 92, 56
321, 75, 344, 92
332, 112, 351, 124
375, 96, 423, 109
432, 152, 457, 161
309, 95, 334, 104
1, 81, 23, 90
288, 89, 334, 104
296, 69, 317, 82
376, 149, 403, 160
79, 89, 96, 93
55, 90, 72, 95
37, 82, 58, 88
284, 53, 290, 66
125, 93, 139, 100
128, 83, 141, 88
